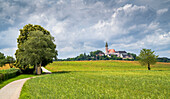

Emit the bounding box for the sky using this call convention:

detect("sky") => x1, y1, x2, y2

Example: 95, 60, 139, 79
0, 0, 170, 59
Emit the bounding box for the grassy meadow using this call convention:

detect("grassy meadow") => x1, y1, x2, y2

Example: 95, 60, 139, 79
20, 60, 170, 99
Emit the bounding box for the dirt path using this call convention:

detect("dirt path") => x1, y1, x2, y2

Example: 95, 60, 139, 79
0, 68, 51, 99
0, 78, 30, 99
41, 67, 52, 74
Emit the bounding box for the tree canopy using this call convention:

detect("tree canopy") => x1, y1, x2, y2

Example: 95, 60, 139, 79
15, 24, 57, 73
138, 49, 158, 70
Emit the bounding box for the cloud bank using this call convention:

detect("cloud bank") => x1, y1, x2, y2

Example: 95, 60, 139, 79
0, 0, 170, 58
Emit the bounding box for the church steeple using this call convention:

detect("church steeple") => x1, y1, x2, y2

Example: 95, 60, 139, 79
105, 42, 108, 47
105, 42, 108, 55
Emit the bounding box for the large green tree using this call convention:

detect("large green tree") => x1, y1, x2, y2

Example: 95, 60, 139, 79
138, 49, 158, 70
15, 24, 57, 73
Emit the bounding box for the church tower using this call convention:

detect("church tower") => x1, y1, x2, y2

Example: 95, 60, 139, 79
105, 42, 108, 55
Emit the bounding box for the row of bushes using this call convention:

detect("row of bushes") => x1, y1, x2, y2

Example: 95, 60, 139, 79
0, 68, 20, 83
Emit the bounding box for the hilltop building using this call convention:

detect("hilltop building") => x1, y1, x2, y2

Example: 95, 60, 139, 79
105, 42, 133, 59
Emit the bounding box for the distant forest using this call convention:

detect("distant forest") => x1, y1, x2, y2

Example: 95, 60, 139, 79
57, 50, 170, 62
157, 57, 170, 62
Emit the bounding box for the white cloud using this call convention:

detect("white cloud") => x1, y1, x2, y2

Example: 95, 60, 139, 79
91, 4, 155, 42
0, 0, 170, 58
0, 27, 19, 48
0, 47, 17, 57
87, 4, 170, 58
157, 8, 168, 15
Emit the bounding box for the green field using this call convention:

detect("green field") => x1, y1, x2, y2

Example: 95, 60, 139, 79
20, 60, 170, 99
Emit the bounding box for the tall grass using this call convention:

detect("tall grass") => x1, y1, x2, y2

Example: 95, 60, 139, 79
46, 60, 170, 72
20, 60, 170, 99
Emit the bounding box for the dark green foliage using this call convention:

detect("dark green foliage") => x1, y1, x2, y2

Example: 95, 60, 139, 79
157, 57, 170, 62
138, 49, 158, 70
16, 31, 57, 74
0, 59, 6, 67
0, 52, 6, 67
128, 53, 137, 60
57, 50, 138, 61
124, 58, 134, 61
58, 50, 125, 61
17, 24, 50, 45
0, 52, 5, 59
64, 50, 105, 61
5, 56, 15, 68
0, 52, 15, 67
15, 24, 57, 72
18, 31, 56, 65
90, 50, 104, 57
0, 68, 20, 83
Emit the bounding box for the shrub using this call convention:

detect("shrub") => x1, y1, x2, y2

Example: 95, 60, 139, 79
0, 68, 20, 83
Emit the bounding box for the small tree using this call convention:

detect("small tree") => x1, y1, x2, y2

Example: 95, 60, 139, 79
138, 49, 158, 70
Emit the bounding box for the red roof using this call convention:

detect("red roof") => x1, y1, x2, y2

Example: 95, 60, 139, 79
108, 49, 115, 53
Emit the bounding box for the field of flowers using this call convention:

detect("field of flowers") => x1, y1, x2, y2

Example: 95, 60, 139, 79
20, 60, 170, 99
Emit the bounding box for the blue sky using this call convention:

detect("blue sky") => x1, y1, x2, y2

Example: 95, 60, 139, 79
0, 0, 170, 59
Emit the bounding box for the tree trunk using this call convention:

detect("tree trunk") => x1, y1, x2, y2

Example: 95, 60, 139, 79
37, 64, 41, 75
148, 63, 151, 70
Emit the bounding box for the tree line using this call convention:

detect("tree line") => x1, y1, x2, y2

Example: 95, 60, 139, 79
58, 50, 137, 61
0, 52, 15, 68
57, 50, 169, 63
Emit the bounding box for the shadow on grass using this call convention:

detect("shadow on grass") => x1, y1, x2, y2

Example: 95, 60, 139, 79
52, 71, 71, 74
152, 70, 164, 71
